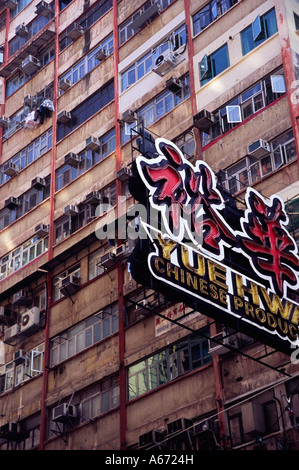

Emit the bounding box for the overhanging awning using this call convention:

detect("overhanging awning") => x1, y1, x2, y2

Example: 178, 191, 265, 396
0, 21, 56, 79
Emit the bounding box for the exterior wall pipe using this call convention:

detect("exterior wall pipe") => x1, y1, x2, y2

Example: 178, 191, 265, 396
0, 7, 10, 166
39, 0, 60, 450
113, 0, 127, 450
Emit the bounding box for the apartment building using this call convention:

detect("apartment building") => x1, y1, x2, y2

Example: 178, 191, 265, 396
0, 0, 298, 451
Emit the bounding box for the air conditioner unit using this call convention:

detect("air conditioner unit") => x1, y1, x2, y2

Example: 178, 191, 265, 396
0, 422, 21, 440
153, 52, 177, 77
13, 349, 27, 365
0, 116, 10, 128
52, 403, 77, 422
24, 94, 37, 107
85, 191, 100, 204
85, 136, 101, 151
193, 419, 219, 435
64, 204, 79, 216
116, 166, 131, 182
130, 2, 161, 31
208, 330, 238, 355
64, 152, 81, 166
165, 77, 183, 93
12, 289, 31, 306
66, 22, 84, 40
139, 430, 165, 448
20, 307, 40, 336
31, 176, 46, 188
21, 55, 41, 75
167, 418, 193, 435
248, 139, 270, 158
122, 109, 137, 124
3, 161, 19, 176
59, 78, 72, 91
241, 401, 266, 437
5, 0, 17, 10
15, 24, 28, 38
94, 48, 108, 60
34, 223, 49, 238
193, 109, 215, 130
57, 110, 72, 123
113, 244, 128, 261
4, 324, 20, 343
35, 0, 54, 18
59, 274, 80, 297
4, 196, 19, 209
100, 252, 116, 269
135, 299, 152, 317
0, 306, 14, 326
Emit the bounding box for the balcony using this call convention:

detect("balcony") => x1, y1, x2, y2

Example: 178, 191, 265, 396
0, 21, 55, 79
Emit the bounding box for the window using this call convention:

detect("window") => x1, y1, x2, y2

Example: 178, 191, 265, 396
295, 12, 299, 31
224, 130, 296, 194
122, 75, 190, 144
120, 24, 187, 91
50, 304, 118, 366
201, 70, 286, 145
10, 0, 31, 19
128, 331, 211, 399
56, 129, 115, 190
119, 0, 175, 45
0, 129, 52, 174
241, 8, 278, 55
174, 130, 195, 158
57, 81, 114, 140
200, 43, 229, 86
89, 247, 106, 280
193, 0, 239, 36
81, 375, 120, 422
0, 236, 48, 281
9, 14, 51, 57
6, 73, 28, 98
60, 34, 113, 91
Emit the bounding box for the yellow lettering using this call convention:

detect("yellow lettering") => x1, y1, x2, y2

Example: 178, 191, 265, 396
181, 246, 205, 276
208, 260, 227, 290
235, 274, 259, 306
154, 257, 165, 273
259, 287, 295, 323
166, 263, 179, 281
186, 272, 198, 290
157, 234, 177, 260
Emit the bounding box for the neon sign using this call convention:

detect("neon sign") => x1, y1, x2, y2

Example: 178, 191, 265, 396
129, 137, 299, 353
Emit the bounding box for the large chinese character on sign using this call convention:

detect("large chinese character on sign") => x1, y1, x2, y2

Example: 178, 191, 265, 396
128, 137, 299, 354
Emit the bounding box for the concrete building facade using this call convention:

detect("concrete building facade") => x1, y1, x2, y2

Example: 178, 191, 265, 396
0, 0, 298, 451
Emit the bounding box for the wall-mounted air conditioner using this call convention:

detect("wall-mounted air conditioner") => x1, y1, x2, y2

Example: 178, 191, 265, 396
31, 176, 46, 188
3, 161, 19, 176
66, 22, 84, 40
0, 116, 10, 128
59, 78, 72, 91
13, 349, 27, 365
24, 94, 37, 108
153, 52, 178, 77
15, 24, 28, 38
4, 196, 19, 209
167, 418, 193, 435
208, 330, 238, 355
5, 0, 17, 10
19, 307, 40, 336
135, 299, 152, 317
116, 166, 131, 182
165, 77, 183, 93
130, 2, 161, 31
35, 0, 54, 18
21, 56, 41, 75
64, 152, 81, 166
139, 430, 165, 448
85, 136, 101, 151
12, 289, 32, 306
193, 109, 215, 130
122, 109, 137, 124
4, 324, 20, 343
52, 403, 77, 422
34, 223, 49, 238
57, 110, 72, 123
64, 204, 79, 216
113, 244, 129, 261
94, 48, 108, 61
0, 306, 14, 326
241, 401, 266, 437
59, 274, 80, 297
85, 191, 100, 204
100, 252, 116, 269
248, 139, 270, 158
